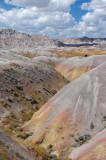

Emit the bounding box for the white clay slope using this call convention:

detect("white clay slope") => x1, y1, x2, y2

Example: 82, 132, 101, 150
56, 55, 106, 81
23, 60, 106, 151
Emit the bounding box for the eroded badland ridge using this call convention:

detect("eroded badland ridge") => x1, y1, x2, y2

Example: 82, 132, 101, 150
0, 29, 106, 160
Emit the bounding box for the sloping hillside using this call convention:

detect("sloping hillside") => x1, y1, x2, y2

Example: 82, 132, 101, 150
56, 55, 106, 82
68, 129, 106, 160
0, 51, 68, 133
23, 59, 106, 159
0, 129, 37, 160
0, 29, 106, 160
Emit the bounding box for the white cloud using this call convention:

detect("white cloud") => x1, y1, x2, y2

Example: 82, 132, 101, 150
5, 0, 50, 8
81, 0, 106, 11
78, 0, 106, 37
0, 7, 75, 37
5, 0, 77, 12
0, 0, 106, 38
50, 0, 77, 12
81, 0, 106, 21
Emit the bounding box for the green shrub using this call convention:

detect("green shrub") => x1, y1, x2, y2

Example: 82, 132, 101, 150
29, 132, 34, 136
15, 152, 20, 157
79, 136, 84, 141
90, 122, 94, 129
103, 116, 106, 121
69, 134, 74, 137
47, 144, 53, 150
76, 134, 91, 146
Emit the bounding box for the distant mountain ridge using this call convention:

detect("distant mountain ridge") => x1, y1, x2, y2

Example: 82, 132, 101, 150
0, 29, 106, 49
78, 36, 106, 42
0, 29, 56, 49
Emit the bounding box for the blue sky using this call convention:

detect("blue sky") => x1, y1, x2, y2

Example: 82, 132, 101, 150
0, 0, 106, 38
70, 0, 91, 22
0, 0, 15, 10
0, 0, 91, 22
0, 0, 22, 10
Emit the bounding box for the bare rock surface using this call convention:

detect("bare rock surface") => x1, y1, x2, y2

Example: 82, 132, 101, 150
0, 129, 37, 160
32, 56, 66, 65
68, 129, 106, 160
23, 60, 106, 158
0, 29, 106, 56
0, 29, 106, 159
56, 55, 106, 81
0, 49, 68, 130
